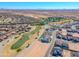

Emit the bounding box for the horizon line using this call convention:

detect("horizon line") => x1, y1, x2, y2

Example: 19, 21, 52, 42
1, 8, 79, 10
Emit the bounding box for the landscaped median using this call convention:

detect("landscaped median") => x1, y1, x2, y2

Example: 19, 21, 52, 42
11, 26, 41, 49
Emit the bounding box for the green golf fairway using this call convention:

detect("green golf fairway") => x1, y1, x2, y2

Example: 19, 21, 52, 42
11, 26, 41, 49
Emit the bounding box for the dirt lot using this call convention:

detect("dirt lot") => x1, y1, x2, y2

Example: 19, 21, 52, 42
16, 40, 51, 57
63, 50, 71, 57
68, 42, 79, 51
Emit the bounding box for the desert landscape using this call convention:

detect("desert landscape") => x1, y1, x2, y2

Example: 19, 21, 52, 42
0, 2, 79, 57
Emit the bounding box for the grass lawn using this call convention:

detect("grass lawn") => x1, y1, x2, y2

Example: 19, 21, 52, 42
11, 26, 41, 49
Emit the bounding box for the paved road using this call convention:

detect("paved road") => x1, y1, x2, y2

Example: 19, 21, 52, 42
45, 30, 57, 57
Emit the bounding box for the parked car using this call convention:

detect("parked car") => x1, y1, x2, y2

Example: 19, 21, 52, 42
72, 30, 77, 33
62, 36, 68, 41
41, 35, 51, 43
62, 36, 72, 41
56, 34, 62, 39
51, 47, 63, 57
55, 40, 64, 47
62, 42, 69, 50
67, 29, 73, 32
67, 36, 73, 41
72, 52, 79, 57
58, 28, 62, 31
72, 38, 79, 43
74, 30, 79, 33
67, 32, 72, 36
55, 40, 69, 50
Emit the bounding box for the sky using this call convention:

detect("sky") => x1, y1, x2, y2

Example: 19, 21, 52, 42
0, 2, 79, 9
